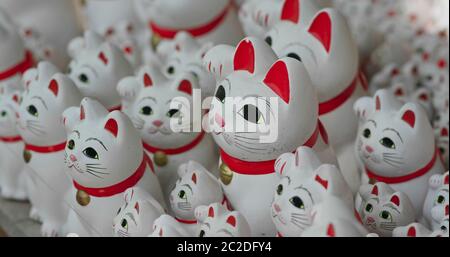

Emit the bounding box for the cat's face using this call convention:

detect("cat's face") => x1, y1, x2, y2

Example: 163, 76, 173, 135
67, 31, 133, 109
435, 126, 449, 169
170, 161, 223, 220
113, 187, 165, 237
63, 98, 143, 188
150, 214, 190, 237
118, 66, 200, 149
418, 59, 448, 91
208, 37, 318, 161
16, 62, 82, 146
0, 8, 26, 73
356, 90, 436, 176
195, 203, 251, 237
359, 183, 415, 237
0, 89, 21, 137
424, 172, 449, 230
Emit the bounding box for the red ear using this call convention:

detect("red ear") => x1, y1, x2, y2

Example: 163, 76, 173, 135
445, 205, 448, 216
234, 39, 255, 74
308, 12, 332, 53
98, 52, 109, 65
326, 224, 335, 237
444, 174, 449, 185
48, 79, 59, 96
80, 105, 85, 120
105, 118, 119, 137
135, 202, 140, 214
437, 59, 447, 69
371, 185, 379, 196
226, 215, 236, 227
391, 68, 400, 77
407, 226, 416, 237
191, 173, 197, 184
390, 195, 400, 206
418, 93, 429, 101
159, 228, 163, 236
315, 175, 328, 189
208, 206, 214, 218
123, 46, 133, 55
394, 88, 404, 96
281, 0, 300, 23
12, 94, 19, 103
441, 128, 449, 137
178, 80, 192, 95
375, 95, 381, 111
143, 73, 153, 87
401, 110, 416, 128
263, 61, 290, 103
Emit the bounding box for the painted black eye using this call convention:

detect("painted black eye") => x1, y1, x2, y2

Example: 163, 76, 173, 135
1, 111, 7, 117
67, 140, 75, 150
426, 75, 433, 81
215, 85, 226, 103
78, 73, 89, 83
191, 71, 199, 79
199, 230, 205, 237
140, 106, 153, 116
121, 219, 128, 229
27, 105, 38, 117
287, 53, 302, 62
242, 105, 263, 124
439, 147, 446, 155
167, 66, 175, 75
437, 195, 445, 204
380, 210, 392, 220
178, 190, 186, 199
380, 137, 395, 149
276, 184, 283, 195
441, 225, 447, 233
365, 203, 373, 213
167, 109, 180, 118
265, 36, 272, 46
289, 196, 305, 209
83, 147, 99, 159
67, 67, 72, 74
363, 128, 371, 138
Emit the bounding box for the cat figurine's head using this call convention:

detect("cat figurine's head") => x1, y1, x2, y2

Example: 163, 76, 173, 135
0, 86, 22, 138
423, 172, 449, 231
354, 89, 436, 177
117, 65, 201, 150
67, 30, 133, 110
150, 214, 190, 237
435, 126, 449, 170
16, 61, 82, 146
113, 187, 165, 237
418, 57, 448, 91
170, 161, 224, 221
195, 203, 251, 237
359, 182, 416, 237
271, 146, 353, 236
207, 37, 318, 161
393, 222, 448, 237
266, 7, 359, 101
63, 97, 145, 188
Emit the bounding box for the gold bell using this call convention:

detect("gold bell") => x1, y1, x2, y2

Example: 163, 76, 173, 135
154, 151, 168, 167
220, 163, 233, 186
369, 177, 377, 185
151, 34, 161, 51
76, 190, 91, 207
23, 149, 32, 163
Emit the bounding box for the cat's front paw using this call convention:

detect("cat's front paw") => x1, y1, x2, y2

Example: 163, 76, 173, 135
29, 207, 42, 222
41, 222, 60, 237
428, 174, 444, 189
202, 45, 235, 81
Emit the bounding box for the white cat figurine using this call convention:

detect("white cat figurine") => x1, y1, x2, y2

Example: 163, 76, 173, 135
149, 214, 190, 237
62, 97, 165, 237
423, 171, 449, 230
393, 222, 448, 237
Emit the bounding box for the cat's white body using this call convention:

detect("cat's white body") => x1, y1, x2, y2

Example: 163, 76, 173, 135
62, 98, 165, 237
204, 37, 337, 236
149, 214, 191, 237
267, 7, 368, 192
422, 172, 449, 230
16, 62, 83, 236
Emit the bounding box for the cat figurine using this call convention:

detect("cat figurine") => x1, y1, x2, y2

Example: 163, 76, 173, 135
358, 182, 416, 237
67, 30, 133, 111
62, 97, 165, 237
149, 214, 191, 237
354, 89, 446, 215
204, 37, 337, 236
422, 172, 449, 230
113, 187, 165, 237
266, 7, 368, 192
195, 203, 251, 237
435, 125, 449, 170
0, 87, 27, 200
389, 82, 434, 121
117, 65, 219, 201
272, 147, 353, 237
170, 161, 229, 234
16, 61, 82, 236
393, 222, 448, 237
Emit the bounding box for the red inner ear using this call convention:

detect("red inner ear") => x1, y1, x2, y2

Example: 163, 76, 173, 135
12, 94, 19, 103
178, 80, 192, 95
444, 174, 449, 185
407, 226, 416, 237
48, 79, 59, 96
226, 216, 236, 227
191, 173, 197, 184
418, 93, 428, 101
263, 60, 290, 103
208, 207, 214, 218
105, 118, 119, 137
371, 185, 379, 196
134, 202, 140, 214
391, 68, 400, 77
281, 0, 300, 23
315, 175, 328, 189
98, 52, 109, 65
143, 73, 153, 87
441, 128, 449, 137
159, 228, 163, 236
308, 12, 332, 53
234, 39, 255, 74
375, 96, 381, 110
401, 110, 416, 128
445, 205, 448, 216
326, 224, 335, 237
394, 88, 404, 96
390, 195, 400, 206
437, 59, 447, 69
80, 105, 85, 120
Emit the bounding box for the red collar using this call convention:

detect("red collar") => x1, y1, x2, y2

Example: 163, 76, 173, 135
108, 105, 122, 112
366, 148, 439, 184
0, 135, 22, 143
319, 71, 367, 116
149, 1, 232, 39
0, 50, 34, 81
25, 141, 66, 153
277, 232, 283, 237
175, 217, 197, 225
73, 153, 153, 198
143, 131, 205, 155
220, 122, 326, 175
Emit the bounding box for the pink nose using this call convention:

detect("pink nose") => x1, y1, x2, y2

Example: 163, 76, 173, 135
366, 145, 374, 153
215, 113, 225, 128
70, 154, 77, 162
153, 120, 163, 127
16, 112, 20, 119
273, 203, 281, 213
366, 217, 375, 224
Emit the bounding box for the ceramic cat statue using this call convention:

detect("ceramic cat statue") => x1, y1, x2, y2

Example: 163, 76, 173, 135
117, 65, 218, 201
266, 7, 368, 192
422, 171, 449, 230
62, 97, 165, 237
435, 125, 449, 170
389, 83, 434, 121
354, 89, 446, 215
204, 37, 337, 236
272, 147, 353, 237
136, 0, 244, 48
16, 61, 82, 236
393, 222, 449, 237
170, 161, 230, 235
0, 87, 27, 200
67, 30, 133, 111
149, 214, 191, 237
195, 203, 251, 237
113, 187, 165, 237
358, 182, 416, 237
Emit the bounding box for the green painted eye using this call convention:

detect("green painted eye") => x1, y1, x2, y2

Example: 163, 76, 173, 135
78, 73, 89, 83
140, 106, 153, 116
276, 184, 283, 195
365, 203, 373, 213
1, 111, 7, 117
289, 196, 305, 209
380, 210, 392, 221
363, 128, 371, 138
265, 36, 272, 46
27, 105, 38, 117
67, 140, 75, 150
178, 190, 186, 199
167, 109, 180, 118
121, 219, 128, 229
215, 86, 226, 103
380, 137, 395, 149
83, 147, 99, 159
437, 195, 446, 204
